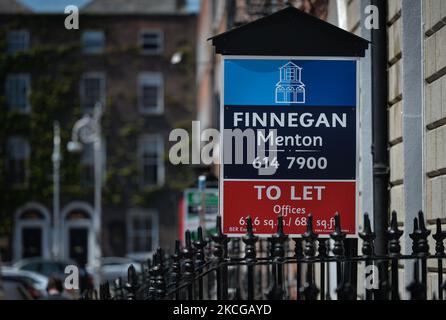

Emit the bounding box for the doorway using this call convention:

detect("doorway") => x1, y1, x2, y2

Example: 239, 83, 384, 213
21, 227, 42, 258
68, 227, 89, 266
13, 203, 50, 261
61, 202, 94, 267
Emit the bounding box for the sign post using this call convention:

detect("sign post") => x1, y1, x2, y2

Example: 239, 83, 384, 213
182, 188, 219, 240
210, 7, 369, 237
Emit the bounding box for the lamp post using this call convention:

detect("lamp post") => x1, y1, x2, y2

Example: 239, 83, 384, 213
52, 121, 61, 261
198, 175, 206, 231
67, 103, 103, 290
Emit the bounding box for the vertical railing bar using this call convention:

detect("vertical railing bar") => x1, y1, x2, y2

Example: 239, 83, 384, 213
359, 213, 376, 301
212, 215, 230, 300
433, 218, 446, 300
302, 214, 318, 300
243, 216, 258, 300
193, 226, 207, 300
293, 238, 303, 300
387, 211, 403, 300
183, 230, 195, 300
330, 213, 346, 300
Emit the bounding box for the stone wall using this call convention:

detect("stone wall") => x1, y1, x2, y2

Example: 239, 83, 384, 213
423, 0, 446, 299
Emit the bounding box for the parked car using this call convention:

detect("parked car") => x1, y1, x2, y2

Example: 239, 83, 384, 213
12, 258, 93, 293
1, 267, 49, 300
99, 257, 142, 283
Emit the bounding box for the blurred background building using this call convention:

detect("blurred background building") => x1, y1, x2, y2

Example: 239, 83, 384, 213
0, 0, 197, 265
1, 0, 445, 299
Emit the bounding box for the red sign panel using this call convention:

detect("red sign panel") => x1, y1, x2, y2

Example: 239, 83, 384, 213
223, 181, 356, 236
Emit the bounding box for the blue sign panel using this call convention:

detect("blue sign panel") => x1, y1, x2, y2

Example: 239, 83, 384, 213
224, 59, 357, 107
223, 106, 356, 180
222, 58, 358, 181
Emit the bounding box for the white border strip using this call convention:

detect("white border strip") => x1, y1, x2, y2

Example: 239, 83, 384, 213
220, 56, 360, 238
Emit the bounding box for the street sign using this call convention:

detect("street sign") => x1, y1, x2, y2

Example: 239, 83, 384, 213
182, 188, 219, 238
221, 57, 359, 236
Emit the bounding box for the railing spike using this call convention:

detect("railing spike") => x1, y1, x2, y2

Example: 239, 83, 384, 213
433, 218, 446, 257
387, 211, 403, 257
359, 213, 376, 257
330, 213, 346, 258
390, 211, 399, 229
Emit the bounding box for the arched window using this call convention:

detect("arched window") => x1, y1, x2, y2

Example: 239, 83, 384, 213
14, 203, 50, 261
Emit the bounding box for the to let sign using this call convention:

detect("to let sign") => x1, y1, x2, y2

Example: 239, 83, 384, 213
221, 57, 359, 236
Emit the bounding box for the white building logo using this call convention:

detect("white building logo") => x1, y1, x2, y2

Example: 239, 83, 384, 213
275, 62, 306, 104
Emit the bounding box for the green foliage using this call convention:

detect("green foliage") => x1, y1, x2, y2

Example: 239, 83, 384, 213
0, 42, 84, 238
0, 38, 198, 239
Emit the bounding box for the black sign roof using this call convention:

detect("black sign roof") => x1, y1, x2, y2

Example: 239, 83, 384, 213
209, 6, 369, 57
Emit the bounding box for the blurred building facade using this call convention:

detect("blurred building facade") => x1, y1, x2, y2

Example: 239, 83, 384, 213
0, 0, 197, 265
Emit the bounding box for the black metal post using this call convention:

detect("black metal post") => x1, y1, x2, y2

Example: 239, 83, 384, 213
293, 238, 303, 300
155, 248, 166, 299
301, 215, 319, 300
359, 213, 376, 300
318, 239, 328, 300
125, 264, 139, 300
409, 211, 430, 300
212, 215, 230, 300
387, 211, 403, 300
433, 219, 446, 300
371, 0, 390, 257
243, 217, 258, 300
183, 230, 195, 300
194, 226, 207, 300
172, 240, 182, 300
330, 214, 346, 293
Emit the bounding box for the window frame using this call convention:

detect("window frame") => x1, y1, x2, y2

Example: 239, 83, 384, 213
137, 134, 165, 188
7, 30, 30, 54
80, 72, 106, 113
138, 72, 164, 115
5, 73, 31, 114
139, 29, 164, 55
5, 136, 30, 188
82, 30, 105, 54
126, 208, 159, 256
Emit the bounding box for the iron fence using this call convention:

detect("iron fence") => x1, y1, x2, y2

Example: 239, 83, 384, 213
91, 211, 446, 301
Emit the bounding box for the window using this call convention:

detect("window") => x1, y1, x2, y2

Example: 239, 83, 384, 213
80, 72, 105, 112
7, 30, 30, 54
127, 209, 158, 254
6, 136, 30, 187
5, 74, 31, 113
138, 73, 164, 114
139, 30, 163, 54
82, 30, 105, 54
138, 135, 164, 187
80, 140, 106, 187
285, 68, 296, 81
80, 144, 94, 187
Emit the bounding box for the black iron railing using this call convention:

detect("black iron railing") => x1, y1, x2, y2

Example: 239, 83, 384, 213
91, 211, 446, 301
